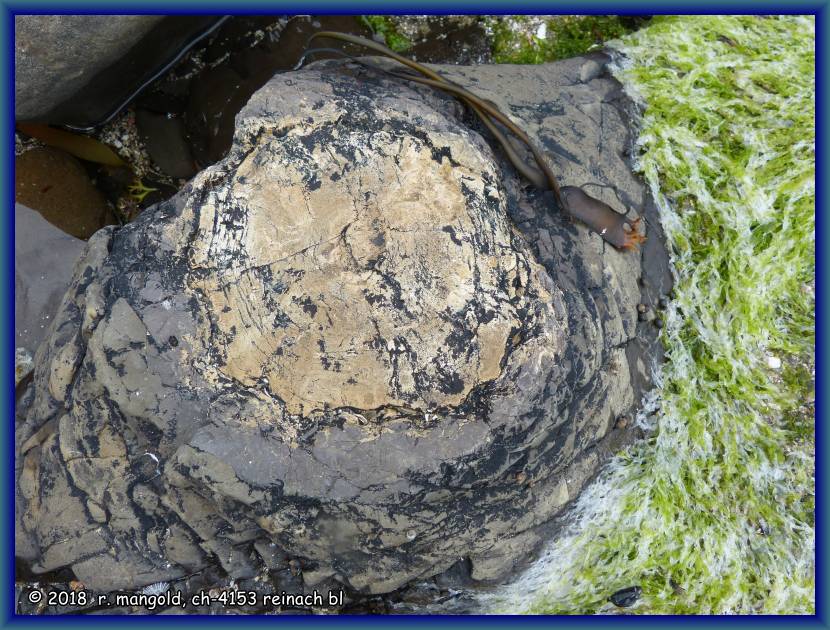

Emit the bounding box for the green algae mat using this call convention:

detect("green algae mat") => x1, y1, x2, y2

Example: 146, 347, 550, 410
486, 15, 815, 615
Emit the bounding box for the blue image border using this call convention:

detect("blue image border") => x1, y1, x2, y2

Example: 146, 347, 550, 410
1, 2, 825, 626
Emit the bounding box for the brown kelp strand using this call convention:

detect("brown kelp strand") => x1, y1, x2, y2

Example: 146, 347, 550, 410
17, 123, 125, 167
307, 31, 644, 250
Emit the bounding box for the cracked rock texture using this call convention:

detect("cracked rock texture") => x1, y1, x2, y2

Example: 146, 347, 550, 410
16, 54, 670, 597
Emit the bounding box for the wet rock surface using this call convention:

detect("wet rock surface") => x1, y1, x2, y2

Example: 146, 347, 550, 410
15, 203, 86, 361
15, 53, 670, 609
15, 148, 116, 239
15, 16, 164, 122
15, 15, 225, 128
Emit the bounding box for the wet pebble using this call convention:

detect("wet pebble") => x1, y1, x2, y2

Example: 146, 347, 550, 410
135, 108, 198, 179
579, 59, 603, 82
609, 585, 642, 608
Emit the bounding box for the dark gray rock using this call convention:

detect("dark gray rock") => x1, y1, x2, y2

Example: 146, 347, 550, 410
15, 15, 164, 121
15, 203, 85, 357
135, 108, 198, 179
15, 54, 670, 599
610, 585, 642, 608
15, 15, 225, 127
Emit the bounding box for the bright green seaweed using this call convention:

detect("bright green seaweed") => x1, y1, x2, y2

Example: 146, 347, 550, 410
489, 15, 634, 63
360, 16, 413, 53
485, 15, 815, 615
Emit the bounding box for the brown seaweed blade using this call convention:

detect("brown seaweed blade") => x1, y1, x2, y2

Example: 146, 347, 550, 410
17, 123, 125, 167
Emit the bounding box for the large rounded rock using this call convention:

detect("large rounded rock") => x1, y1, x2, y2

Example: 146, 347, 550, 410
16, 56, 670, 596
15, 15, 163, 121
15, 15, 223, 126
